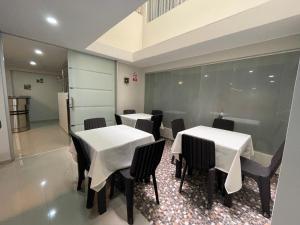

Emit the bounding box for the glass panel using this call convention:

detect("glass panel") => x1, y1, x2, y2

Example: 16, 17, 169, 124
68, 50, 115, 132
145, 52, 300, 154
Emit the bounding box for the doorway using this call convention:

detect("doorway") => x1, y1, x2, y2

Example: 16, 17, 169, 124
3, 34, 69, 158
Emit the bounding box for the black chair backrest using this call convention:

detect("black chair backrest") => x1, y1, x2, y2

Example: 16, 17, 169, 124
269, 141, 285, 176
123, 109, 136, 114
212, 118, 234, 131
151, 110, 163, 115
171, 119, 185, 139
84, 118, 106, 130
70, 131, 91, 169
115, 114, 122, 125
182, 134, 215, 170
130, 139, 165, 179
151, 114, 163, 139
135, 119, 153, 134
151, 115, 163, 129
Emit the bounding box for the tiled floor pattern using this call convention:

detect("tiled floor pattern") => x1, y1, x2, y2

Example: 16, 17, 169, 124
134, 139, 275, 225
13, 120, 70, 158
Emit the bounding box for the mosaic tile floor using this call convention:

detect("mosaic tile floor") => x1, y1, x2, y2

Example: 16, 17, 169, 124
134, 139, 276, 225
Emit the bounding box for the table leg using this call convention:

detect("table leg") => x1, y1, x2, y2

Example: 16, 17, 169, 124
175, 155, 182, 178
97, 185, 107, 214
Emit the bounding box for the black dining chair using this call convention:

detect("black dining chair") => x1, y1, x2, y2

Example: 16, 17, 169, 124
111, 139, 165, 224
123, 109, 136, 114
241, 141, 285, 217
179, 134, 216, 209
151, 110, 163, 115
70, 131, 95, 209
135, 119, 153, 134
171, 119, 185, 164
212, 118, 234, 131
115, 114, 122, 125
151, 114, 163, 140
84, 118, 106, 130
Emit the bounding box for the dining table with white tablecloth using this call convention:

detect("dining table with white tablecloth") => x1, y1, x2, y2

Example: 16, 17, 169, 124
120, 113, 153, 128
71, 125, 155, 192
171, 125, 254, 194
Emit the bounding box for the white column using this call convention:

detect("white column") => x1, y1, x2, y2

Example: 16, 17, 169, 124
0, 33, 13, 162
271, 58, 300, 225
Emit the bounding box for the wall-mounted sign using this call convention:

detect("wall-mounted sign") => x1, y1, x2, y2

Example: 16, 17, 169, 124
124, 77, 129, 84
132, 72, 138, 82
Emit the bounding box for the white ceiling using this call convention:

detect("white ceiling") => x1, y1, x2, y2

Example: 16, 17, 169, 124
0, 0, 146, 52
3, 34, 67, 73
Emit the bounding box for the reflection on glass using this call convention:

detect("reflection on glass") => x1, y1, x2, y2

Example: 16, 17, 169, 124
145, 52, 300, 154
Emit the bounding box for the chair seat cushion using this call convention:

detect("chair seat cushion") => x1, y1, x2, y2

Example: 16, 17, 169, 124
119, 168, 134, 180
241, 157, 270, 178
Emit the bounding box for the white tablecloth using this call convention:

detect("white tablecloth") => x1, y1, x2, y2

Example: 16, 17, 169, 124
120, 113, 153, 127
171, 126, 254, 194
72, 125, 155, 191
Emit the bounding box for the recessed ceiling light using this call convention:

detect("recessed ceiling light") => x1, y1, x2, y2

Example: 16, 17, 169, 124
270, 80, 275, 83
178, 81, 183, 85
46, 16, 58, 25
48, 209, 57, 219
252, 87, 257, 90
268, 75, 275, 78
249, 70, 254, 73
204, 74, 209, 78
34, 49, 43, 55
40, 180, 47, 187
29, 61, 37, 66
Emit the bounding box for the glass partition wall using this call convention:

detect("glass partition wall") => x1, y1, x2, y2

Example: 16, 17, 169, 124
145, 51, 300, 154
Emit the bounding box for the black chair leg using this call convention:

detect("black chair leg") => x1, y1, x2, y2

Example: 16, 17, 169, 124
86, 178, 95, 209
179, 163, 188, 193
175, 155, 183, 178
125, 178, 134, 225
77, 165, 85, 191
207, 168, 215, 209
171, 155, 175, 164
98, 185, 107, 214
110, 174, 115, 199
188, 166, 193, 176
152, 173, 159, 204
257, 177, 271, 218
77, 177, 84, 191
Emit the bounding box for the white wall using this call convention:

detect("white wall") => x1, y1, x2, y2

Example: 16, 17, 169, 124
116, 62, 145, 114
142, 0, 269, 48
89, 12, 143, 52
0, 35, 12, 162
271, 59, 300, 225
144, 35, 300, 73
11, 70, 63, 122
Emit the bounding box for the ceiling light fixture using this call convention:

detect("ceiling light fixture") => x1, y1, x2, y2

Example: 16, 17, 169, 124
35, 49, 43, 55
204, 74, 209, 78
46, 16, 58, 25
268, 75, 275, 78
40, 180, 47, 187
249, 70, 254, 73
30, 61, 37, 66
252, 87, 257, 90
270, 80, 275, 83
48, 209, 57, 219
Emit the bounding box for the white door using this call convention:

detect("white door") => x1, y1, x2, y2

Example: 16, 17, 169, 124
0, 34, 13, 162
68, 51, 115, 131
